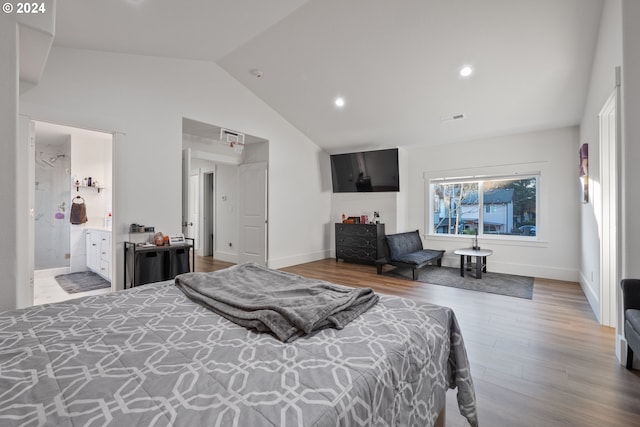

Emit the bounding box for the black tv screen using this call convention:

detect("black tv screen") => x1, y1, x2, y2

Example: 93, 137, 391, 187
330, 148, 399, 193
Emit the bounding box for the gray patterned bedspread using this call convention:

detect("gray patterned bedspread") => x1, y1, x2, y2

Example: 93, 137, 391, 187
0, 275, 478, 427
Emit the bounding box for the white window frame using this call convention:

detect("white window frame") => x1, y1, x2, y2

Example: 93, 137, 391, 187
426, 172, 540, 241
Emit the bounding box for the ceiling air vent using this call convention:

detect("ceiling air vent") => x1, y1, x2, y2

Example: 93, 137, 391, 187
440, 113, 466, 123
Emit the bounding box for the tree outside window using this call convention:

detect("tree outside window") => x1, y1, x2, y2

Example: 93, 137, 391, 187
431, 176, 537, 237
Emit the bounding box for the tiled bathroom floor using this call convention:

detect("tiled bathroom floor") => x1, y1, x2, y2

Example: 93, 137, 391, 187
34, 268, 111, 306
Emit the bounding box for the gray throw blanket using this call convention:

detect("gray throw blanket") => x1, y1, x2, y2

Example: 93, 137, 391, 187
175, 263, 379, 342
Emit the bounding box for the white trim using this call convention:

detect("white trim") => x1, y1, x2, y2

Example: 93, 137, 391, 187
598, 89, 619, 328
191, 149, 241, 165
213, 251, 239, 264
579, 270, 601, 322
429, 171, 541, 183
268, 250, 331, 269
438, 255, 578, 282
424, 234, 548, 247
423, 161, 548, 182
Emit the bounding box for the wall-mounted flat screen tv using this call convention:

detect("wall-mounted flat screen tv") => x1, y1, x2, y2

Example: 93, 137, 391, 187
330, 148, 399, 193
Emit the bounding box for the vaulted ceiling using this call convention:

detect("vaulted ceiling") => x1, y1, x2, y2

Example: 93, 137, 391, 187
52, 0, 604, 153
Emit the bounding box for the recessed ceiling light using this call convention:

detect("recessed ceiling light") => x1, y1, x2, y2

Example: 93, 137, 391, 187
459, 66, 473, 77
334, 97, 345, 108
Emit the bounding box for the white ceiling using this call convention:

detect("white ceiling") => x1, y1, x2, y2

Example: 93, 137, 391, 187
52, 0, 604, 153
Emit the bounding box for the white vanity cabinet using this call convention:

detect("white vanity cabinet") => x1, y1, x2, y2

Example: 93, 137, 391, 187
86, 229, 111, 281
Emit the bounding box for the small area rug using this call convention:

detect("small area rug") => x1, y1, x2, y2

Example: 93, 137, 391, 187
384, 266, 534, 299
55, 271, 111, 294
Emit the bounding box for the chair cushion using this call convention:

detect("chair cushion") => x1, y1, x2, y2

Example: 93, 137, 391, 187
393, 249, 444, 266
627, 309, 640, 330
625, 309, 640, 354
385, 231, 423, 259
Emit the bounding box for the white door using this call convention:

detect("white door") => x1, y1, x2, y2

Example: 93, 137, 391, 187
239, 162, 267, 265
182, 148, 193, 237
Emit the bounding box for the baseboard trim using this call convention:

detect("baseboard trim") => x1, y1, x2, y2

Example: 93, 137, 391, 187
438, 254, 578, 282
578, 270, 600, 323
618, 334, 628, 367
213, 251, 239, 264
268, 250, 331, 269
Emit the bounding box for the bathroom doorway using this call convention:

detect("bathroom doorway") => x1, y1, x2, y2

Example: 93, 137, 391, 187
32, 121, 114, 305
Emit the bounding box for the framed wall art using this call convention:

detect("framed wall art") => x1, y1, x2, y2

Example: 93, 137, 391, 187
579, 143, 588, 203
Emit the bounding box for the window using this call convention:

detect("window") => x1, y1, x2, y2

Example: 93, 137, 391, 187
430, 175, 537, 238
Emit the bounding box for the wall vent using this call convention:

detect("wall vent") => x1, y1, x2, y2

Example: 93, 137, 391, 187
440, 113, 466, 123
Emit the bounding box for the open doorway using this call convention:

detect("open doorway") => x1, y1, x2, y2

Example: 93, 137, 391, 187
182, 118, 268, 271
202, 172, 215, 257
32, 121, 114, 306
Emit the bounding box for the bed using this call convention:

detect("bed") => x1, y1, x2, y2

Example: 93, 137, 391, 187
0, 264, 478, 427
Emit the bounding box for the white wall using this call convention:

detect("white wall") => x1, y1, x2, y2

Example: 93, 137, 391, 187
215, 163, 239, 263
19, 47, 330, 291
0, 19, 24, 311
330, 192, 398, 256
244, 141, 269, 164
621, 1, 640, 279
396, 147, 409, 232
68, 130, 113, 274
1, 4, 55, 309
268, 138, 331, 268
71, 132, 112, 229
579, 0, 622, 317
405, 126, 581, 281
329, 147, 409, 256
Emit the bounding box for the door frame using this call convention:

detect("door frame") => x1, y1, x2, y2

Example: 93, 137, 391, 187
188, 171, 200, 248
598, 80, 620, 330
27, 118, 117, 303
181, 148, 192, 238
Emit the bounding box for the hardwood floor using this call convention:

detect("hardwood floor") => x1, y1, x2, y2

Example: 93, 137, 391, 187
194, 255, 235, 273
277, 259, 640, 427
195, 256, 640, 426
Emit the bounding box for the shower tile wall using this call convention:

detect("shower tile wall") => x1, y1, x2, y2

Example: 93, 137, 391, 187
35, 140, 71, 270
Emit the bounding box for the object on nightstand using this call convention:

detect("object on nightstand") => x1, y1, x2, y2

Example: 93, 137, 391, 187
169, 234, 186, 245
153, 232, 165, 246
